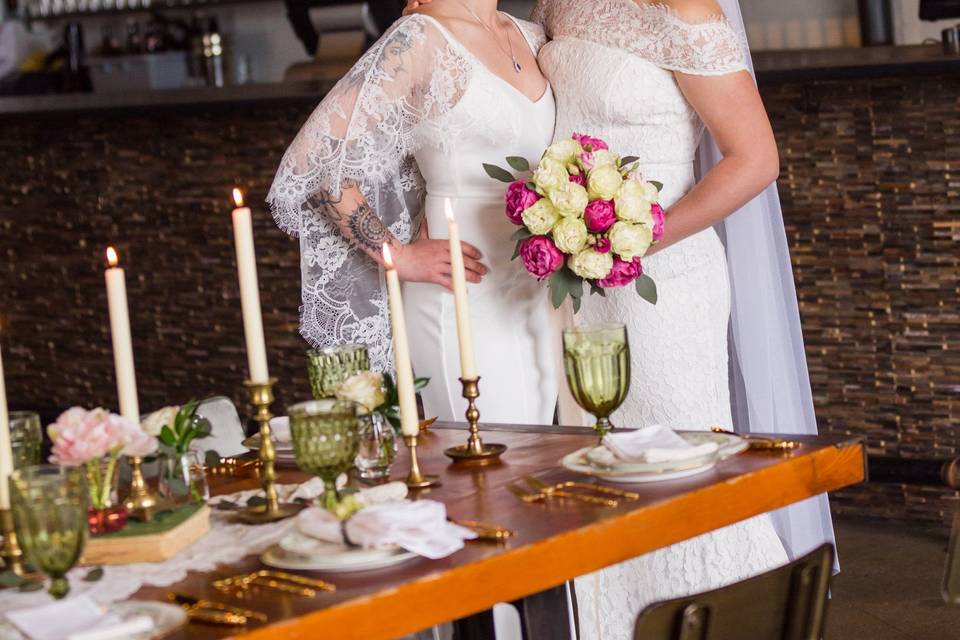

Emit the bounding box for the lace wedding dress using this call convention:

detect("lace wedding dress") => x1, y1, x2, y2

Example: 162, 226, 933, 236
268, 15, 558, 423
533, 1, 788, 637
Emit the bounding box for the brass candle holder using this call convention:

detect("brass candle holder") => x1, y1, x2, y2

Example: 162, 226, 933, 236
236, 378, 303, 524
403, 434, 440, 489
444, 377, 507, 465
123, 456, 158, 522
0, 508, 26, 576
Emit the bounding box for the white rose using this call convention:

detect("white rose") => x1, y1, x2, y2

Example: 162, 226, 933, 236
609, 221, 654, 261
615, 180, 654, 224
532, 158, 568, 194
521, 199, 561, 235
552, 217, 589, 255
548, 181, 589, 216
140, 406, 180, 437
588, 165, 624, 201
335, 371, 386, 414
641, 181, 660, 201
568, 248, 614, 280
591, 149, 619, 168
544, 139, 583, 165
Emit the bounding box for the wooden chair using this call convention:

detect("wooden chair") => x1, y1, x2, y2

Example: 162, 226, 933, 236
633, 544, 834, 640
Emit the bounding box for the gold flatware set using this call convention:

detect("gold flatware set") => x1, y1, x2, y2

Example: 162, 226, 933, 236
213, 570, 336, 598
508, 476, 639, 508
710, 427, 803, 451
451, 518, 516, 542
170, 593, 268, 626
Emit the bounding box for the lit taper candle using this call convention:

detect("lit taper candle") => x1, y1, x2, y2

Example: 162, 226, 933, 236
382, 243, 419, 437
231, 188, 270, 384
444, 198, 478, 379
105, 247, 140, 423
0, 343, 13, 509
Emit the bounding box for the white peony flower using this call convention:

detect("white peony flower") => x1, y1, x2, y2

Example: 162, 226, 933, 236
568, 248, 615, 280
552, 217, 589, 255
549, 181, 589, 216
140, 406, 180, 437
521, 199, 561, 235
532, 158, 569, 194
335, 371, 386, 414
609, 221, 654, 261
544, 139, 584, 165
591, 149, 619, 168
588, 165, 624, 201
615, 180, 654, 224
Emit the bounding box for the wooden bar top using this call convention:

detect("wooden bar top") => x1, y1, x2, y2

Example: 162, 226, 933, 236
136, 424, 865, 640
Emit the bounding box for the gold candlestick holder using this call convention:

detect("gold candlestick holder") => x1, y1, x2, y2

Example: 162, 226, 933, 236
236, 378, 304, 525
444, 377, 507, 465
123, 456, 158, 522
0, 508, 26, 576
403, 434, 440, 489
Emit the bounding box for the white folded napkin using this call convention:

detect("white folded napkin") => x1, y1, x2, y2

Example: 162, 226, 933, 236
297, 499, 476, 560
602, 425, 719, 464
6, 596, 153, 640
269, 416, 290, 444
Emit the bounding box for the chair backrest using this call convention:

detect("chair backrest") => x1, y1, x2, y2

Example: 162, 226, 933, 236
943, 509, 960, 604
195, 396, 249, 458
634, 544, 834, 640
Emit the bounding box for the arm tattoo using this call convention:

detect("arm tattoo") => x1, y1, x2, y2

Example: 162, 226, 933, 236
347, 202, 390, 253
307, 189, 345, 223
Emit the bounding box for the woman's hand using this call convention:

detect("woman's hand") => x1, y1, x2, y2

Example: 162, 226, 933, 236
393, 227, 487, 290
402, 0, 431, 15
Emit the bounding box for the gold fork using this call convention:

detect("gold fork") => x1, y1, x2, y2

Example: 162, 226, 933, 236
521, 477, 620, 507
710, 427, 802, 451
214, 570, 335, 597
552, 481, 640, 500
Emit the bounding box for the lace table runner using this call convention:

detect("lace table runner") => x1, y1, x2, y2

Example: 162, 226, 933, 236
0, 480, 326, 613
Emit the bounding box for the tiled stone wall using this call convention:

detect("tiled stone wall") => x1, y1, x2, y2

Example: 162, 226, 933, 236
1, 70, 958, 524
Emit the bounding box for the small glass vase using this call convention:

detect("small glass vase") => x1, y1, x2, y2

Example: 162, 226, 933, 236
86, 457, 128, 535
355, 412, 397, 483
158, 451, 210, 507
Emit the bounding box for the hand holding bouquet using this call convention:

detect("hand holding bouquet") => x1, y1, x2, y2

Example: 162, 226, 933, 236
484, 133, 663, 311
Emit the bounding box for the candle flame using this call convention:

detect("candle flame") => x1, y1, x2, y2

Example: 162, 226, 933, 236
232, 188, 244, 208
106, 246, 119, 267
444, 198, 455, 223
382, 243, 394, 269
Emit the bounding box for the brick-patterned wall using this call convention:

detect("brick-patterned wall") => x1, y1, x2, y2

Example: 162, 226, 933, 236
761, 74, 960, 525
1, 71, 958, 524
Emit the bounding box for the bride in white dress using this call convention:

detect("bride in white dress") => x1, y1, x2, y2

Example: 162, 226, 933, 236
267, 5, 558, 426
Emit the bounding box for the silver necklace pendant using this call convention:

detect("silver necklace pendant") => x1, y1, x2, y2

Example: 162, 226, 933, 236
513, 59, 522, 73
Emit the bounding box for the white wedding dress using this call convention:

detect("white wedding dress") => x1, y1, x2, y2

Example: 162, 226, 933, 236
533, 1, 789, 638
267, 14, 558, 424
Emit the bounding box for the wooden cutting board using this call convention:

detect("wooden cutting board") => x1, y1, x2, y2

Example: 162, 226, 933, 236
81, 505, 210, 565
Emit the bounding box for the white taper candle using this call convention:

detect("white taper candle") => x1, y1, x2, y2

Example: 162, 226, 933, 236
231, 189, 270, 384
382, 244, 419, 437
0, 343, 13, 509
444, 198, 478, 380
105, 247, 140, 423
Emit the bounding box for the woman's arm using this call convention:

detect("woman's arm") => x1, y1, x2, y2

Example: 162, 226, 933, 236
649, 70, 779, 255
308, 182, 487, 289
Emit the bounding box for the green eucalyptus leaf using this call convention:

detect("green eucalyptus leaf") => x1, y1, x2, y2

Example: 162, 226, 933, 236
635, 274, 658, 304
246, 495, 267, 507
0, 570, 25, 588
414, 377, 430, 391
549, 269, 569, 310
526, 181, 538, 191
18, 580, 43, 593
511, 227, 533, 242
589, 283, 607, 297
572, 295, 582, 313
511, 243, 521, 261
482, 163, 516, 183
205, 450, 222, 468
620, 155, 639, 166
83, 567, 104, 582
649, 180, 663, 192
505, 156, 530, 172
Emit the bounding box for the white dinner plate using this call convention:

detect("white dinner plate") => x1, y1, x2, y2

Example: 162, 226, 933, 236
262, 531, 418, 572
0, 601, 186, 640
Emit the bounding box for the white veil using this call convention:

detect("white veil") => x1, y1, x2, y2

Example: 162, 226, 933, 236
702, 0, 838, 568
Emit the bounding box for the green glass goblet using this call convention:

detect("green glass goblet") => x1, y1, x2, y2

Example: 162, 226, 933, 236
306, 344, 371, 399
288, 399, 361, 510
9, 465, 89, 599
563, 323, 631, 441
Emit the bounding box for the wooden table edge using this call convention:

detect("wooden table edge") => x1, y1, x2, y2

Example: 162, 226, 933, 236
233, 441, 865, 640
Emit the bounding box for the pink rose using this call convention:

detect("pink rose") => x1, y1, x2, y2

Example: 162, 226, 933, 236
519, 236, 564, 280
48, 407, 156, 465
572, 133, 609, 151
569, 174, 586, 187
505, 180, 540, 226
584, 199, 616, 233
579, 152, 594, 171
595, 237, 611, 254
597, 257, 643, 288
651, 203, 666, 241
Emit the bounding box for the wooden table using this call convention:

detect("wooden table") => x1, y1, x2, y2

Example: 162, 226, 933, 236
138, 424, 865, 640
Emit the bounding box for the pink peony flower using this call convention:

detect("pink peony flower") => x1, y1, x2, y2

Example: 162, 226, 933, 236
569, 174, 586, 187
519, 236, 564, 280
584, 199, 616, 233
572, 133, 609, 152
48, 407, 156, 466
597, 257, 643, 288
505, 180, 540, 226
651, 203, 666, 241
579, 152, 594, 171
595, 237, 611, 254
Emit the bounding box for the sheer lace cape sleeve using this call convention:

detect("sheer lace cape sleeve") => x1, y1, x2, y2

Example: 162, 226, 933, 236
266, 15, 471, 371
534, 0, 747, 76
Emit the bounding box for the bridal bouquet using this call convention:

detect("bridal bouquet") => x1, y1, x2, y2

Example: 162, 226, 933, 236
484, 133, 662, 311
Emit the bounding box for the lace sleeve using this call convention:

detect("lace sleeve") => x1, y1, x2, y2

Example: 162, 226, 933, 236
266, 15, 471, 371
651, 6, 747, 76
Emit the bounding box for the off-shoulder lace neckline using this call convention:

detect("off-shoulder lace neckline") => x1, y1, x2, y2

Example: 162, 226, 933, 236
410, 13, 550, 104
622, 0, 734, 28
